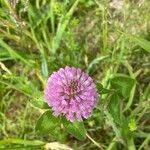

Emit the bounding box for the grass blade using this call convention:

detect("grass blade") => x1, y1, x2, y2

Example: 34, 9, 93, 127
0, 40, 32, 66
0, 138, 45, 146
133, 37, 150, 53
52, 0, 81, 53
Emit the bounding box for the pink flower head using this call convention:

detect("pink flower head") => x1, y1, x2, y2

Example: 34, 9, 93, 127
44, 66, 98, 122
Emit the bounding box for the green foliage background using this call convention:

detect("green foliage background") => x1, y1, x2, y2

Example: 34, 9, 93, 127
0, 0, 150, 149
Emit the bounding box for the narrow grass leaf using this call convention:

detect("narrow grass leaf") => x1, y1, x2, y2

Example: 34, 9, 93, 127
120, 32, 150, 53
133, 37, 150, 53
41, 57, 49, 78
143, 83, 150, 99
0, 40, 32, 66
28, 4, 51, 29
138, 134, 150, 150
88, 55, 109, 72
0, 79, 31, 97
123, 84, 136, 112
52, 0, 80, 53
0, 138, 45, 146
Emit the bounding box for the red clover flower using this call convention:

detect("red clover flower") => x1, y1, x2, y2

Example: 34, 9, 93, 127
44, 66, 98, 122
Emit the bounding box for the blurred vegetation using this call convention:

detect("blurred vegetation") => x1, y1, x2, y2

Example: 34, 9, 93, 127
0, 0, 150, 149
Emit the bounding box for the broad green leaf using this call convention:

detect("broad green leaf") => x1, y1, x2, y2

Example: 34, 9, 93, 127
31, 91, 49, 109
36, 110, 60, 134
30, 96, 49, 109
110, 74, 135, 98
109, 93, 121, 124
96, 83, 103, 91
133, 37, 150, 53
96, 83, 114, 94
104, 110, 122, 139
62, 118, 86, 140
120, 116, 131, 139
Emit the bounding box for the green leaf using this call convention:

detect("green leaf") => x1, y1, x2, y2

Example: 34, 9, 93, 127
143, 83, 150, 99
118, 32, 150, 53
41, 58, 48, 78
62, 118, 86, 140
28, 4, 51, 29
30, 98, 49, 109
52, 0, 80, 53
96, 83, 114, 94
0, 138, 45, 146
133, 37, 150, 53
109, 93, 121, 124
0, 40, 32, 67
36, 110, 60, 134
87, 55, 109, 72
110, 74, 135, 98
30, 91, 49, 109
0, 79, 31, 97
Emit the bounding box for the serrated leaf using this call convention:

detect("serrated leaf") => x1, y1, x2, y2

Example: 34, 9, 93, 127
62, 118, 86, 140
36, 110, 60, 134
110, 74, 135, 98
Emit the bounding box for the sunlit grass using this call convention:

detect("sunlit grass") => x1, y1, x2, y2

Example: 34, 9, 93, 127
0, 0, 150, 149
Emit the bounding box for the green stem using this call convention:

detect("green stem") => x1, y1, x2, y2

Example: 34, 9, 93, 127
50, 0, 55, 34
138, 134, 150, 150
127, 137, 136, 150
86, 133, 104, 150
106, 137, 117, 150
